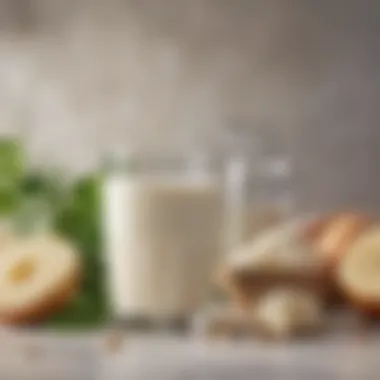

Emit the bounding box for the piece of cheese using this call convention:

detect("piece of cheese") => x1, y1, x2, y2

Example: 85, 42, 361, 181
254, 288, 323, 338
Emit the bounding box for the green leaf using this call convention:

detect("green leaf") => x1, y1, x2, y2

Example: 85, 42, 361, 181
11, 170, 69, 235
0, 187, 20, 215
0, 138, 25, 216
0, 138, 24, 189
20, 170, 68, 207
46, 293, 107, 329
11, 196, 55, 235
52, 173, 109, 327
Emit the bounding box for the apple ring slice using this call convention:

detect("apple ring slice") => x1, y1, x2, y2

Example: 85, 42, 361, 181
338, 226, 380, 316
0, 235, 81, 325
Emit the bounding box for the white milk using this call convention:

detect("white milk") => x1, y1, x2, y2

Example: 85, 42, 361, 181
104, 175, 222, 320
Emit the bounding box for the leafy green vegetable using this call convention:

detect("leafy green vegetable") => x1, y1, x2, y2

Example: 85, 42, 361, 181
0, 138, 24, 216
20, 170, 68, 207
0, 187, 20, 215
12, 169, 69, 235
45, 293, 106, 329
52, 174, 109, 327
0, 138, 24, 189
55, 176, 102, 261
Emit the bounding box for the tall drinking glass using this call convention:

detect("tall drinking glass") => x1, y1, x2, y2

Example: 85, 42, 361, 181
103, 151, 223, 331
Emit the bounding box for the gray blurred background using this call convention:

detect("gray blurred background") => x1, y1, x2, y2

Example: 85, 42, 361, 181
0, 0, 379, 212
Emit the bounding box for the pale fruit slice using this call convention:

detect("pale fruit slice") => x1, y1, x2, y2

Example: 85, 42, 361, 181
338, 226, 380, 315
0, 235, 81, 324
314, 213, 372, 269
311, 212, 373, 305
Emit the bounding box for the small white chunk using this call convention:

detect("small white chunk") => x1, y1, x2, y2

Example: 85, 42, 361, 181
254, 288, 323, 339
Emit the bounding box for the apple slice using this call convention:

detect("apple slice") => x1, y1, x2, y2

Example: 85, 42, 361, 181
303, 213, 373, 306
337, 226, 380, 315
314, 213, 373, 270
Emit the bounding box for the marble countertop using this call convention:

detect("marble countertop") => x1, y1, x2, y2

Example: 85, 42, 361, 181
0, 315, 378, 380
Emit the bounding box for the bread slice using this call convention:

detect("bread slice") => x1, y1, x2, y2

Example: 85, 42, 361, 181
216, 218, 326, 309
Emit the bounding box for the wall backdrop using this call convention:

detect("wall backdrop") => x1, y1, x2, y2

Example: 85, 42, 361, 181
0, 0, 379, 212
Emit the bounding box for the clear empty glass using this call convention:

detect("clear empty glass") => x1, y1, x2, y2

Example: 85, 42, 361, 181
223, 125, 293, 254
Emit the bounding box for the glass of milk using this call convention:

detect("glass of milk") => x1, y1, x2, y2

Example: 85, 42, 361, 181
103, 151, 223, 330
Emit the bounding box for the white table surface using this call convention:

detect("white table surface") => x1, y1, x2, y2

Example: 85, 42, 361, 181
0, 315, 378, 380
